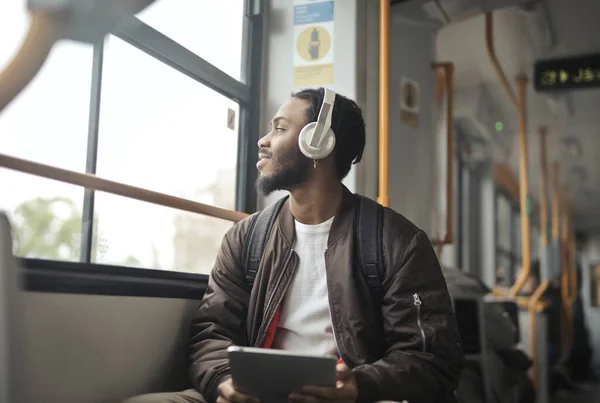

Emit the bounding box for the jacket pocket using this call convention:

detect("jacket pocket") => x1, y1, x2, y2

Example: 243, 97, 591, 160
413, 292, 427, 353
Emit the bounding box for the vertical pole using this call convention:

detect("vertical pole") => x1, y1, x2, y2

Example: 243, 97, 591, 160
377, 0, 390, 207
510, 77, 531, 297
539, 127, 548, 247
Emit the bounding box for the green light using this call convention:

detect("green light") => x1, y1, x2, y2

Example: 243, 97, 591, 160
495, 121, 504, 131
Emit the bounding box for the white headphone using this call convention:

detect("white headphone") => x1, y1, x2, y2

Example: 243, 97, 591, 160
298, 88, 337, 160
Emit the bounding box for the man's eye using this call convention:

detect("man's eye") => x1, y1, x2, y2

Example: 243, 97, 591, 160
275, 127, 285, 132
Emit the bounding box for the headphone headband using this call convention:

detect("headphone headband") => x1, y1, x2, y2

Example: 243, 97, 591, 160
307, 88, 336, 149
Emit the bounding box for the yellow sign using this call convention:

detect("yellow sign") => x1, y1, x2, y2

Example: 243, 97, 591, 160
293, 65, 334, 87
400, 77, 419, 128
296, 26, 332, 62
293, 25, 334, 86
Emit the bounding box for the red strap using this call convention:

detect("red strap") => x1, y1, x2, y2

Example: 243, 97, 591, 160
262, 306, 281, 349
262, 307, 344, 367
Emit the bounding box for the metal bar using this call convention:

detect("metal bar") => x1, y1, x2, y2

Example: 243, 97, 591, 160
0, 153, 249, 223
113, 17, 250, 104
431, 62, 455, 247
485, 12, 519, 110
510, 77, 531, 297
377, 0, 390, 207
236, 0, 263, 214
539, 127, 549, 247
528, 279, 550, 389
80, 38, 104, 263
552, 163, 560, 239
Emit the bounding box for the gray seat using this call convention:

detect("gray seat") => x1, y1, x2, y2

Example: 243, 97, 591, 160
0, 211, 202, 403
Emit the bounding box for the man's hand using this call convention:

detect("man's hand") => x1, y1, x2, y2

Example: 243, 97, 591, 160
217, 378, 260, 403
288, 364, 358, 403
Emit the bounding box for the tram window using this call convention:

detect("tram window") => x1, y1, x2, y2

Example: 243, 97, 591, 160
137, 0, 245, 81
92, 193, 232, 273
97, 36, 239, 210
495, 192, 517, 285
0, 2, 92, 261
592, 262, 600, 307
512, 214, 522, 282
89, 36, 239, 273
531, 226, 540, 260
495, 253, 512, 288
496, 193, 513, 252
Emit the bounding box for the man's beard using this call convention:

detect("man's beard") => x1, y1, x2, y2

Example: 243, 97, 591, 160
256, 150, 311, 196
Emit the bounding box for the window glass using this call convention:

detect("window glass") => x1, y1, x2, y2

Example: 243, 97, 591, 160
93, 36, 239, 273
531, 226, 540, 260
496, 194, 512, 252
0, 1, 92, 261
137, 0, 245, 81
495, 254, 512, 288
92, 193, 233, 273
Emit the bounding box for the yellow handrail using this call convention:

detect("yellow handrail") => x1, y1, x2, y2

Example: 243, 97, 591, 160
528, 126, 550, 393
377, 0, 390, 207
529, 280, 550, 389
0, 153, 249, 223
485, 12, 519, 111
431, 62, 455, 248
552, 163, 560, 240
0, 13, 62, 114
539, 127, 549, 247
560, 189, 574, 354
510, 76, 532, 297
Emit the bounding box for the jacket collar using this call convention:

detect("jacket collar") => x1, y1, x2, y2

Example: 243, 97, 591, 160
277, 185, 356, 247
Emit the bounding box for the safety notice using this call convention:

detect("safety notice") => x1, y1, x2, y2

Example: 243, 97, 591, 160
293, 0, 335, 87
400, 77, 420, 128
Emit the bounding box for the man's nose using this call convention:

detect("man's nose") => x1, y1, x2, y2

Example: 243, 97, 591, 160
258, 132, 271, 149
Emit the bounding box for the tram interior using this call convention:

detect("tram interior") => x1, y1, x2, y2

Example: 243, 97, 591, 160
1, 0, 600, 403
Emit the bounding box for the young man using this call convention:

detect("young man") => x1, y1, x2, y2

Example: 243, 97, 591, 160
125, 88, 464, 403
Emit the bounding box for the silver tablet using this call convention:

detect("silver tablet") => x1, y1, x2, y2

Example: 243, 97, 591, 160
227, 346, 337, 401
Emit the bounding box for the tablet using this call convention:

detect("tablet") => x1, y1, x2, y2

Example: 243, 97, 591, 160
227, 346, 337, 401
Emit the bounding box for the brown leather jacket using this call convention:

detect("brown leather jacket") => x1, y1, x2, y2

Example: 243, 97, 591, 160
190, 188, 465, 403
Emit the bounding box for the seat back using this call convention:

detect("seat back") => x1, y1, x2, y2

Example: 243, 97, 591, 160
0, 211, 206, 403
452, 295, 493, 403
0, 213, 25, 403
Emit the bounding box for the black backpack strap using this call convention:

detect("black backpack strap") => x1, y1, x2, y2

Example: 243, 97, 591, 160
242, 196, 289, 285
354, 194, 385, 302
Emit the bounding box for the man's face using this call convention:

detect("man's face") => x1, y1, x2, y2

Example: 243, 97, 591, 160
256, 98, 312, 195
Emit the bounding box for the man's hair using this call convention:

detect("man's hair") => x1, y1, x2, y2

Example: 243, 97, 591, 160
291, 88, 366, 180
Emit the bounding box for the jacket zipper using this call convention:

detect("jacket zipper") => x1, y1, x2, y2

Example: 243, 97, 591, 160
324, 247, 342, 360
413, 293, 427, 353
254, 248, 295, 347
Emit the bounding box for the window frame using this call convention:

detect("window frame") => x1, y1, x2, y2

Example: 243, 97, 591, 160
77, 3, 263, 265
8, 0, 265, 296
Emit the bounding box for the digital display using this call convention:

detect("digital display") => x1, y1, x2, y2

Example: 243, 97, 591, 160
533, 53, 600, 91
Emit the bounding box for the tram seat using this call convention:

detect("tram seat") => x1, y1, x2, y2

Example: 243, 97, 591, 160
0, 211, 203, 403
483, 296, 521, 344
0, 212, 21, 403
452, 296, 494, 403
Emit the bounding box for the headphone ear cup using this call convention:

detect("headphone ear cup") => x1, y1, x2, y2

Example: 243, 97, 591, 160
298, 123, 336, 160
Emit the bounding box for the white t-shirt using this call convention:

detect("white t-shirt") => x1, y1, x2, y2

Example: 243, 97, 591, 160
272, 216, 338, 357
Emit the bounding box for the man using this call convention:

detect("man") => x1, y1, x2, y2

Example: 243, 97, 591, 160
571, 232, 598, 382
442, 265, 534, 403
517, 261, 577, 391
125, 88, 465, 403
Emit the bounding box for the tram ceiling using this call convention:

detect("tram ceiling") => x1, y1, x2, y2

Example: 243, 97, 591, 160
435, 0, 600, 230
